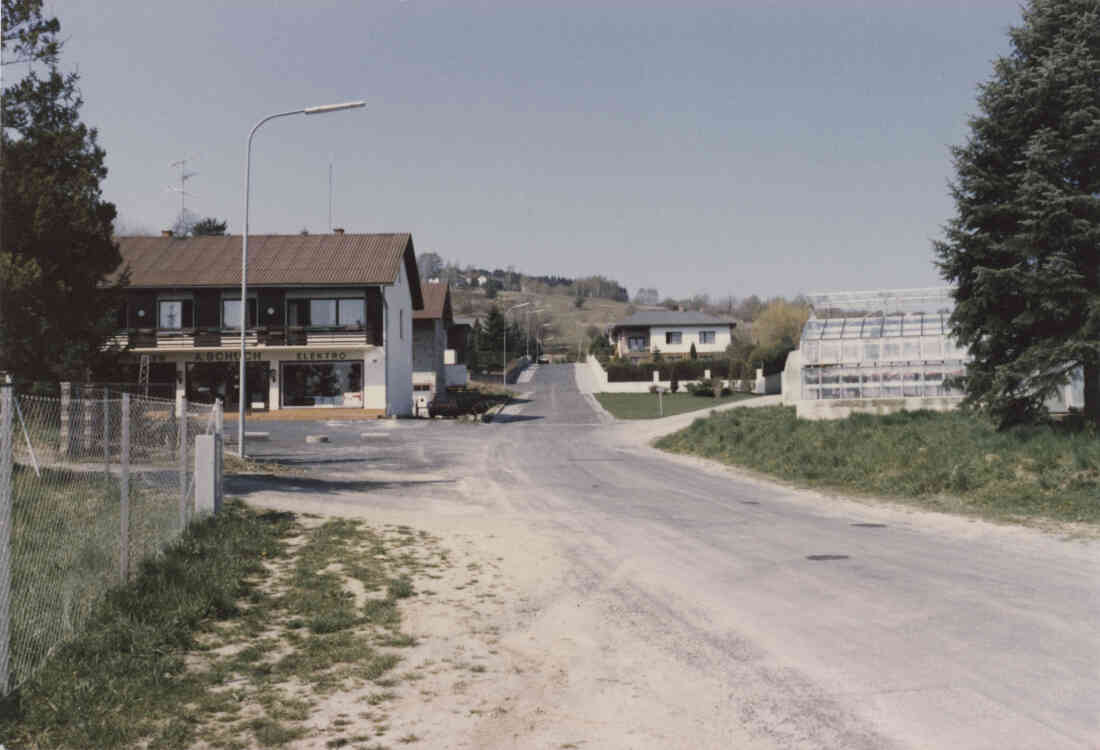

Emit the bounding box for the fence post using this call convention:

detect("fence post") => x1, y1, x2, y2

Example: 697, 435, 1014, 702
103, 387, 110, 478
178, 397, 188, 530
214, 399, 224, 512
0, 387, 14, 694
83, 385, 94, 458
59, 381, 72, 456
120, 393, 130, 583
194, 435, 216, 516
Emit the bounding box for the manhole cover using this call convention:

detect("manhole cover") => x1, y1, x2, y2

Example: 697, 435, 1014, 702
806, 554, 850, 561
850, 522, 886, 528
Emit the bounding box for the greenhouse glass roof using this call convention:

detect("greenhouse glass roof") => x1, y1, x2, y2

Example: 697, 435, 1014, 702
801, 312, 948, 340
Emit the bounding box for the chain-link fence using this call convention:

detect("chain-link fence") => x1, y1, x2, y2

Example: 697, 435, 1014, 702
0, 386, 220, 694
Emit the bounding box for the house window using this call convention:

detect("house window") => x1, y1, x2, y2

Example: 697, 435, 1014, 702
400, 309, 405, 340
339, 299, 365, 327
627, 336, 647, 352
222, 298, 258, 329
699, 331, 716, 344
159, 301, 183, 329
282, 362, 363, 407
286, 297, 366, 328
665, 331, 682, 345
158, 299, 193, 329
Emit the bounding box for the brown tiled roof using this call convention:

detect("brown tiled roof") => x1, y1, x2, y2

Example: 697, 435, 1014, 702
414, 281, 451, 321
114, 233, 418, 292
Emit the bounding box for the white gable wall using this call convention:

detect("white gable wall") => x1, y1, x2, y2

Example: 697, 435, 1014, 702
383, 264, 414, 416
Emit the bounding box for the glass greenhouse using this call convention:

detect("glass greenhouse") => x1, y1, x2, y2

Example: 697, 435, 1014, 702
798, 312, 969, 401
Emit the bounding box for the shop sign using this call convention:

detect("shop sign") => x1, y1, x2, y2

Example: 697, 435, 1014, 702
294, 351, 351, 361
192, 351, 262, 362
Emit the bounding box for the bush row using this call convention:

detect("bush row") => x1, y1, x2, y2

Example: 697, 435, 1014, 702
604, 359, 738, 383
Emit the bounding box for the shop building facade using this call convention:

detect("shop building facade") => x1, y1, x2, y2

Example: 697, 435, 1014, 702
110, 232, 423, 416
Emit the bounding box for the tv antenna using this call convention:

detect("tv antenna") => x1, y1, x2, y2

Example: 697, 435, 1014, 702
328, 153, 334, 233
167, 157, 198, 232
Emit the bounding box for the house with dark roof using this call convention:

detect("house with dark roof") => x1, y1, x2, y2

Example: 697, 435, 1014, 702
412, 280, 455, 410
110, 231, 423, 416
608, 310, 737, 360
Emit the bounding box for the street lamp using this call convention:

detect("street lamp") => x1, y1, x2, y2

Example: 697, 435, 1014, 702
525, 307, 548, 358
503, 302, 530, 385
238, 100, 366, 457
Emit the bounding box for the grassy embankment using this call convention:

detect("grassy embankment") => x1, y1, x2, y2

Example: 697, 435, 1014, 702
0, 499, 446, 749
656, 406, 1100, 525
452, 287, 643, 356
595, 392, 757, 420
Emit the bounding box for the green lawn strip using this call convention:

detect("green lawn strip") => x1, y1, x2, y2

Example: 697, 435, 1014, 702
595, 391, 757, 419
655, 406, 1100, 525
0, 502, 441, 749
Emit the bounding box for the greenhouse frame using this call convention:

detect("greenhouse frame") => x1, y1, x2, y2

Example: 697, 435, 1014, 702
787, 287, 1085, 419
798, 311, 969, 402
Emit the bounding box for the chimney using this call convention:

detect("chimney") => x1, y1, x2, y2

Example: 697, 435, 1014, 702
161, 229, 174, 238
333, 227, 345, 235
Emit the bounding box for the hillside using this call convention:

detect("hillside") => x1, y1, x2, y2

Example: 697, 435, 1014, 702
451, 287, 644, 356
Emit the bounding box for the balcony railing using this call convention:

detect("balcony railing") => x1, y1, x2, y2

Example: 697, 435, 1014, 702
115, 326, 378, 349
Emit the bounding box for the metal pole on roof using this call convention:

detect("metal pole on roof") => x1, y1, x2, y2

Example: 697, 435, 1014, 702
239, 101, 365, 457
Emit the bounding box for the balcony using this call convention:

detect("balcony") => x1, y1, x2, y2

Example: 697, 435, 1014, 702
115, 326, 378, 349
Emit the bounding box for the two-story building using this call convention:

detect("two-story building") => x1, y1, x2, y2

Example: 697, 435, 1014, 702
609, 310, 737, 360
110, 231, 423, 416
412, 280, 453, 410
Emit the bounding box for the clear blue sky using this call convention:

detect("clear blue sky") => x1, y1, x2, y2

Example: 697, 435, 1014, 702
58, 0, 1023, 300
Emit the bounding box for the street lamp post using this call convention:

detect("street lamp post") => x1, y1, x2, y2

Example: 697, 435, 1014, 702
525, 307, 548, 358
503, 302, 530, 386
238, 100, 365, 457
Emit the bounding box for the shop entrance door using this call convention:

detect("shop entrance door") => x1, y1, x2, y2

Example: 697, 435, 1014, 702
186, 362, 269, 411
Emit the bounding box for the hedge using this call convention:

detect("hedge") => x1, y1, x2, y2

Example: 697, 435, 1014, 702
605, 359, 735, 382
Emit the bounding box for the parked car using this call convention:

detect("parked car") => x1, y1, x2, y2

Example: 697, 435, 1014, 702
537, 354, 550, 364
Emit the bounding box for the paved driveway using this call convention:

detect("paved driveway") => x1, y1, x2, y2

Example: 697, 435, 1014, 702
233, 364, 1100, 750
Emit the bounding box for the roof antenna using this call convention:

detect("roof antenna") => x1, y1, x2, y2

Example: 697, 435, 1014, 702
328, 153, 334, 233
167, 157, 198, 234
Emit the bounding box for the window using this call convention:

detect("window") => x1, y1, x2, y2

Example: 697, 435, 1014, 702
286, 297, 366, 328
699, 331, 716, 344
222, 298, 258, 329
338, 299, 364, 327
627, 336, 647, 352
400, 309, 405, 340
159, 299, 193, 329
310, 299, 338, 327
665, 331, 682, 345
282, 362, 363, 407
159, 301, 183, 329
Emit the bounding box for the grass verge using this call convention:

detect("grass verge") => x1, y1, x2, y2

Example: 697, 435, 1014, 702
0, 500, 446, 749
595, 391, 757, 420
655, 406, 1100, 525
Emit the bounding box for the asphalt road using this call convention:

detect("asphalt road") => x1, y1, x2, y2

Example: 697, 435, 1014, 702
233, 364, 1100, 749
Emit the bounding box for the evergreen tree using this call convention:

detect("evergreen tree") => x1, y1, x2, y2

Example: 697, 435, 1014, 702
191, 217, 228, 236
935, 0, 1100, 427
466, 320, 481, 373
1, 0, 123, 382
483, 305, 506, 359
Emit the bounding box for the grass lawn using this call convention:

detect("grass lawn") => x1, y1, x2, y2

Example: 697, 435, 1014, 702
0, 499, 443, 749
655, 406, 1100, 525
595, 391, 758, 419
